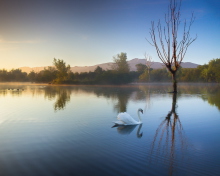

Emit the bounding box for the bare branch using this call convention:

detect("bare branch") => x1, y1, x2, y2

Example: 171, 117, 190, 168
144, 53, 153, 69
147, 0, 196, 92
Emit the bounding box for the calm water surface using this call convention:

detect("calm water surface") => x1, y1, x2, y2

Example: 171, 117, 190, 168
0, 83, 220, 176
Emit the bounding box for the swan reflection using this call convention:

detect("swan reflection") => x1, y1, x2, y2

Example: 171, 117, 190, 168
112, 124, 143, 138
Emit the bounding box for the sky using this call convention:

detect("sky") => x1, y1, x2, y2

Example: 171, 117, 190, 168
0, 0, 219, 69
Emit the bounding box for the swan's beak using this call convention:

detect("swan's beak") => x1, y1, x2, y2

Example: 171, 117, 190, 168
140, 110, 143, 114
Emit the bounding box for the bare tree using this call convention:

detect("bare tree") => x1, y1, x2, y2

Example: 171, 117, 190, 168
144, 53, 153, 82
148, 0, 197, 92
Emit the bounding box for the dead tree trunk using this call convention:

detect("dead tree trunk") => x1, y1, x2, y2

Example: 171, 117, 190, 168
171, 72, 177, 93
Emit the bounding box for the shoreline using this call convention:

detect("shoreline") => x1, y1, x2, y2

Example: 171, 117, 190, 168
0, 82, 219, 87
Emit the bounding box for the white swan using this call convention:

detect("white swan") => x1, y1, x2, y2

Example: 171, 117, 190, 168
113, 108, 143, 125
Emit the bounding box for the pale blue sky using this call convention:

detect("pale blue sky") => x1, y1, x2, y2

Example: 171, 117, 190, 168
0, 0, 219, 69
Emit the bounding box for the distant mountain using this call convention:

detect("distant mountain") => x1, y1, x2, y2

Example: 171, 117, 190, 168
127, 58, 199, 70
19, 58, 199, 73
19, 66, 47, 73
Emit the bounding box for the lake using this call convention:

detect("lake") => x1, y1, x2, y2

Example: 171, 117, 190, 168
0, 83, 220, 176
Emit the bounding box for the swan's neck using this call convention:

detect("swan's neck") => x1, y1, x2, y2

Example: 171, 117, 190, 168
137, 110, 142, 122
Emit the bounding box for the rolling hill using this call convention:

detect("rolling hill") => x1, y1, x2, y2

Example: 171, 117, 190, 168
19, 58, 199, 73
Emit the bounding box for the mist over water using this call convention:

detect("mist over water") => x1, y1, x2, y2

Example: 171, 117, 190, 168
0, 83, 220, 176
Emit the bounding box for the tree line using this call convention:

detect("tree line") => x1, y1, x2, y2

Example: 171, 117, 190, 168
0, 56, 219, 84
138, 58, 220, 83
0, 53, 136, 84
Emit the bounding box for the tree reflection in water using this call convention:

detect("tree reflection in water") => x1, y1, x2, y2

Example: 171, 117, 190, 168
149, 93, 190, 176
54, 89, 71, 111
44, 87, 71, 111
113, 88, 131, 113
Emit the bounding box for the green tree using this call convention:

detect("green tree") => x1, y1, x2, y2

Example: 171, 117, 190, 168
9, 69, 27, 81
136, 63, 147, 74
207, 58, 220, 82
151, 68, 170, 81
112, 52, 130, 73
94, 66, 104, 74
42, 67, 57, 82
0, 69, 8, 81
53, 58, 71, 83
28, 70, 37, 82
197, 64, 208, 82
139, 70, 149, 81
